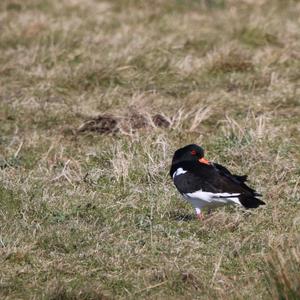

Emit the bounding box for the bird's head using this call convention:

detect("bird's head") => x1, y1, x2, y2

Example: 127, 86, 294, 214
172, 144, 210, 165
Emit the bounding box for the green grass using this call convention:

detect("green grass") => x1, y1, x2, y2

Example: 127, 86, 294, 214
0, 0, 300, 299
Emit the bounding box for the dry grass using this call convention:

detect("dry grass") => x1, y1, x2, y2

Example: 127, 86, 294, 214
0, 0, 300, 299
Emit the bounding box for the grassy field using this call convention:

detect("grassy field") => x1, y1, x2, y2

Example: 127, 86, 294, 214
1, 0, 300, 299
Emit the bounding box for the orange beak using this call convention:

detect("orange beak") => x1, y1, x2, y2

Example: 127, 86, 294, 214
198, 157, 210, 165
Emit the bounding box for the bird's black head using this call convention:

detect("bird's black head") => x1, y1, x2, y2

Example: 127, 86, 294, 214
171, 144, 208, 165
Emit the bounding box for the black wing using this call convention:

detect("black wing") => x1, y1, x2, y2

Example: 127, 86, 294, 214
172, 162, 248, 194
213, 163, 248, 183
213, 163, 262, 196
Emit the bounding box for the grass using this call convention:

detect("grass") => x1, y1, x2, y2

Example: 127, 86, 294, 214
0, 0, 300, 299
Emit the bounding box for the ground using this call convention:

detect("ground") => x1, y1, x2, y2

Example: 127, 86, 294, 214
0, 0, 300, 299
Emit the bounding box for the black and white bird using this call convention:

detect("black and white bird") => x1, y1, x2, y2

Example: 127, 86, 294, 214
170, 144, 265, 219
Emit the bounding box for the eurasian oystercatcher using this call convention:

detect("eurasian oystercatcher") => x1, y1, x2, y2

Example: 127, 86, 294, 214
170, 144, 265, 219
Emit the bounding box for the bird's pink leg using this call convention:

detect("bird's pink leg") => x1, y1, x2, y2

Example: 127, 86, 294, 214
196, 213, 204, 220
195, 208, 204, 220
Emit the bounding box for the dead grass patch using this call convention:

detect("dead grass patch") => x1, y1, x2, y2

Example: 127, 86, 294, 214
207, 48, 254, 74
77, 111, 171, 135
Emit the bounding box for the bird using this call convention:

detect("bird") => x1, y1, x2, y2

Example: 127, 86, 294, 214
169, 144, 265, 219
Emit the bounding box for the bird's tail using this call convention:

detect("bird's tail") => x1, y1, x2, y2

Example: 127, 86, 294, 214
239, 195, 265, 208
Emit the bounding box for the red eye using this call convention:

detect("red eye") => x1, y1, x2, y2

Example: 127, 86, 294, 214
191, 150, 196, 155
